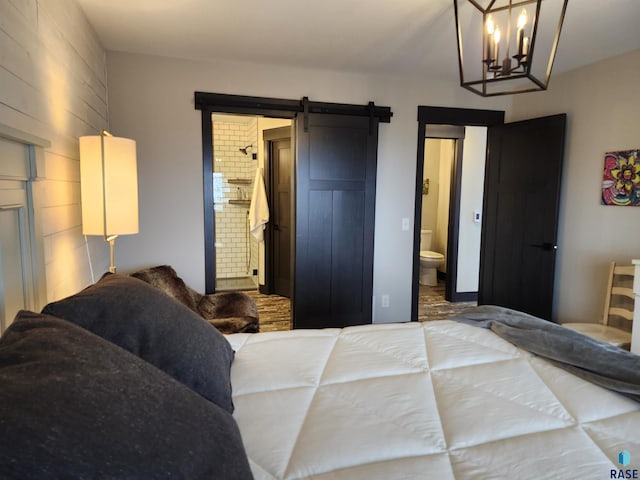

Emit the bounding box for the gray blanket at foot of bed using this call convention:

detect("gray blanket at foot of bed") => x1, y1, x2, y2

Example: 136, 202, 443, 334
451, 305, 640, 402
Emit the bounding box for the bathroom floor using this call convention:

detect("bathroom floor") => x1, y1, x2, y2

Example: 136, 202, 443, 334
246, 280, 476, 332
216, 276, 257, 292
417, 281, 477, 322
245, 290, 292, 332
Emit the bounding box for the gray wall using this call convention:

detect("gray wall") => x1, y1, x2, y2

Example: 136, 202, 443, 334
105, 51, 510, 323
104, 47, 640, 324
3, 2, 637, 325
511, 49, 640, 323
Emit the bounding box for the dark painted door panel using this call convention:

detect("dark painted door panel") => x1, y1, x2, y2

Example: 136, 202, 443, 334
479, 114, 566, 320
294, 113, 377, 328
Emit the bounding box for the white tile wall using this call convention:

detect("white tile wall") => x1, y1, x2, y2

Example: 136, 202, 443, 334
213, 118, 259, 280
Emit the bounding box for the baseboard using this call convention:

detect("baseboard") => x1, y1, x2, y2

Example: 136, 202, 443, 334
449, 291, 478, 303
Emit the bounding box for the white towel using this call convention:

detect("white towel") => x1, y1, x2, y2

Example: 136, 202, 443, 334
249, 168, 269, 242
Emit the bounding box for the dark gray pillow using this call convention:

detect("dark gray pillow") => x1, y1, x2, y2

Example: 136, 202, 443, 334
42, 273, 234, 413
0, 311, 253, 480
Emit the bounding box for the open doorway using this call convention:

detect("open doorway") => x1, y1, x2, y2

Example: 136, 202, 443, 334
197, 92, 392, 330
411, 106, 505, 322
210, 114, 293, 295
413, 107, 566, 322
418, 126, 487, 320
211, 114, 260, 291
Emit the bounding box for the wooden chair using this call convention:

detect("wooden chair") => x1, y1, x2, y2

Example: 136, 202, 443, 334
563, 262, 634, 349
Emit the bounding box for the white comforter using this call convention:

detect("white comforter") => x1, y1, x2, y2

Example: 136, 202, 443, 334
226, 320, 640, 479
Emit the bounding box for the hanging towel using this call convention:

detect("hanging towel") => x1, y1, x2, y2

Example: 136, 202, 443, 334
249, 168, 270, 242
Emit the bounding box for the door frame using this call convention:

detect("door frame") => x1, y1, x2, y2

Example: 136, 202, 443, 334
195, 92, 392, 294
262, 126, 293, 296
411, 106, 504, 322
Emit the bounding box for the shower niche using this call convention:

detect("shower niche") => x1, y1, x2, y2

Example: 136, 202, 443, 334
228, 178, 252, 206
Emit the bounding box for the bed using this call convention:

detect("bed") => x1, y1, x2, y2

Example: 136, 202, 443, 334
227, 318, 640, 479
0, 273, 638, 479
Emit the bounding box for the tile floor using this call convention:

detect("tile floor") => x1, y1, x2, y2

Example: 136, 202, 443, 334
417, 282, 477, 322
246, 280, 477, 332
216, 276, 257, 292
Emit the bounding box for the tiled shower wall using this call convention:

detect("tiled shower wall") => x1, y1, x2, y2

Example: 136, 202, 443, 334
213, 118, 259, 281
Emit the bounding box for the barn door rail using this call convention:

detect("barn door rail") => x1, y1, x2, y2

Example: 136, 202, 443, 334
194, 92, 393, 130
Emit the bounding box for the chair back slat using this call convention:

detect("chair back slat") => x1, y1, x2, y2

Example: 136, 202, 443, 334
614, 265, 635, 276
611, 286, 635, 299
604, 262, 635, 332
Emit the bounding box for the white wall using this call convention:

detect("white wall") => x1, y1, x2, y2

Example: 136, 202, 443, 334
457, 126, 487, 293
0, 0, 108, 303
421, 139, 440, 233
510, 49, 640, 323
106, 51, 511, 322
434, 140, 454, 272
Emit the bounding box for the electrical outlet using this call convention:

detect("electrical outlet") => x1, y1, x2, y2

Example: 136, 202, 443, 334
381, 295, 390, 308
401, 218, 410, 231
252, 269, 258, 275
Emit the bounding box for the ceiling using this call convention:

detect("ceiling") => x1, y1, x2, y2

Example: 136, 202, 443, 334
75, 0, 640, 82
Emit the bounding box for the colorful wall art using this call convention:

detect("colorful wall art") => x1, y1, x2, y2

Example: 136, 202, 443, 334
602, 149, 640, 206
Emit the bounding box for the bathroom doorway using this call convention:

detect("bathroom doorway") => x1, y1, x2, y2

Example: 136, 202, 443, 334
197, 92, 392, 329
411, 107, 505, 322
212, 114, 259, 291
211, 114, 293, 292
421, 135, 457, 289
420, 125, 487, 302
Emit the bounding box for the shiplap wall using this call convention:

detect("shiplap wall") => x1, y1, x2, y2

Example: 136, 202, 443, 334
0, 0, 108, 303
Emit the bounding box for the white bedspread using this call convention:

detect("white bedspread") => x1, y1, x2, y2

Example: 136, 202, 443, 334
226, 320, 640, 479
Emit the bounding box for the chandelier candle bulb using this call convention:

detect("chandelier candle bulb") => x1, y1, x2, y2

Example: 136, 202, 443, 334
493, 27, 501, 65
516, 9, 527, 57
485, 15, 495, 60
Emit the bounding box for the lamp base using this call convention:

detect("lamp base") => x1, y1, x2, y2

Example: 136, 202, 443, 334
106, 235, 118, 273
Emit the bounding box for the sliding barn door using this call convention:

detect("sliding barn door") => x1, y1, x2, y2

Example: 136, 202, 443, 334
294, 113, 378, 328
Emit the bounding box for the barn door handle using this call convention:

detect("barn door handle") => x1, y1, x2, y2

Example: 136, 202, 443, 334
530, 242, 557, 251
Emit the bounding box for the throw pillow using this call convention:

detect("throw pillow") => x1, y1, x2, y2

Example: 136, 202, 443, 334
42, 273, 235, 413
0, 311, 253, 479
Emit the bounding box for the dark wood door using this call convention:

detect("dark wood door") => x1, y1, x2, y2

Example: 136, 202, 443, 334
270, 136, 292, 297
294, 113, 377, 328
479, 114, 566, 320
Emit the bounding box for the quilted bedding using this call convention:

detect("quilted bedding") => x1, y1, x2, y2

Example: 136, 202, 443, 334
227, 320, 640, 479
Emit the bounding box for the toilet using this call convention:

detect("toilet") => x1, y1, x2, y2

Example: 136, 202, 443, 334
419, 229, 445, 286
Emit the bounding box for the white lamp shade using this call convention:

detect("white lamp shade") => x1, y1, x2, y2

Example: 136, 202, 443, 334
79, 135, 139, 236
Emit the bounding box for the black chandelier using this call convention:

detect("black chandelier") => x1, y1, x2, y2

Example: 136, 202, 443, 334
453, 0, 568, 97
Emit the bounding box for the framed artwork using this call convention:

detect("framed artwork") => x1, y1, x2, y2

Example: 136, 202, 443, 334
601, 149, 640, 206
